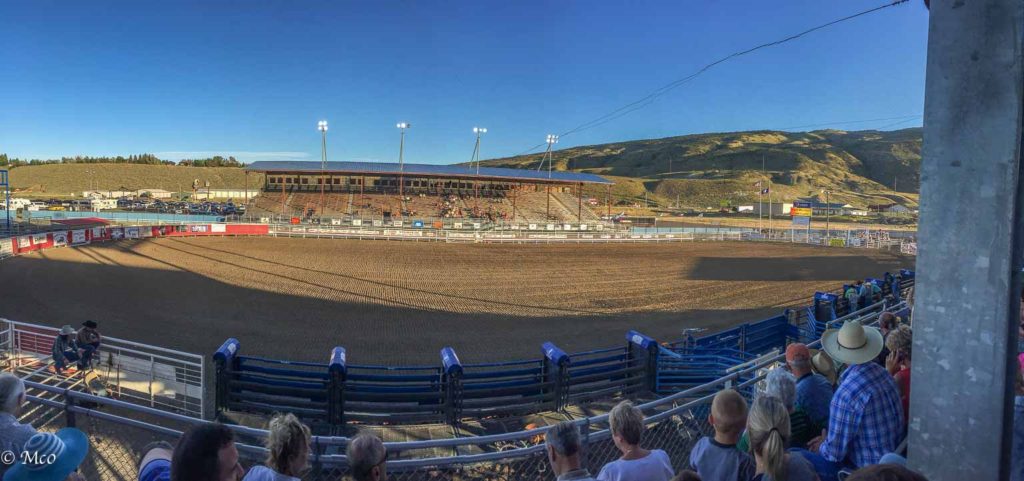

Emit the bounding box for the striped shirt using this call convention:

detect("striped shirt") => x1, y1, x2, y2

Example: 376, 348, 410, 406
819, 362, 904, 468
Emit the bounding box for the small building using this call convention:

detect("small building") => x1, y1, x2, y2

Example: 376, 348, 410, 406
844, 209, 870, 216
137, 189, 174, 199
751, 202, 793, 217
81, 189, 175, 199
195, 188, 259, 201
887, 204, 913, 214
737, 205, 754, 213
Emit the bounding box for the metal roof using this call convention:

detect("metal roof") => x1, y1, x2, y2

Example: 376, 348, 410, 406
245, 161, 613, 185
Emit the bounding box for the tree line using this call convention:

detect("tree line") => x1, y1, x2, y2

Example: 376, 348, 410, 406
0, 153, 245, 168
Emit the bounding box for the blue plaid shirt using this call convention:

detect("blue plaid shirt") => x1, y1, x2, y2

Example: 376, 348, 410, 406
819, 361, 904, 468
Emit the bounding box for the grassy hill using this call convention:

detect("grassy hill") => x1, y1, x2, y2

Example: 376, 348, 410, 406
7, 163, 261, 197
477, 128, 922, 209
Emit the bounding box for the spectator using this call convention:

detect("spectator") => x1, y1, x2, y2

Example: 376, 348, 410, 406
1012, 359, 1023, 481
4, 428, 89, 481
807, 320, 903, 474
786, 343, 833, 428
0, 374, 36, 478
138, 423, 244, 481
746, 396, 819, 481
808, 350, 837, 387
845, 284, 860, 314
597, 400, 673, 481
870, 282, 882, 304
243, 413, 311, 481
844, 464, 928, 481
51, 326, 80, 375
883, 326, 912, 423
672, 471, 702, 481
858, 282, 872, 309
346, 433, 386, 481
75, 321, 101, 371
689, 390, 754, 481
873, 313, 898, 367
752, 368, 817, 450
545, 421, 596, 481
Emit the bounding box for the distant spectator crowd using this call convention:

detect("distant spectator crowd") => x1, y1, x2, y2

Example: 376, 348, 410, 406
2, 304, 1022, 481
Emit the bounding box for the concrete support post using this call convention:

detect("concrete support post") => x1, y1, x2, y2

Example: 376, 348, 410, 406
908, 2, 1024, 479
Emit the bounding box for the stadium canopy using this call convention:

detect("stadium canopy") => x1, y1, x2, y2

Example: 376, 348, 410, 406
245, 161, 613, 185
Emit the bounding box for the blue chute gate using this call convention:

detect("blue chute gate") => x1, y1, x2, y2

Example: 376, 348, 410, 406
343, 363, 446, 425
214, 340, 332, 423
458, 356, 549, 420
655, 346, 751, 394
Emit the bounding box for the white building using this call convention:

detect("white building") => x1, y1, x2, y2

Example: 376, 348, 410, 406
81, 189, 175, 199
751, 202, 794, 216
195, 188, 258, 200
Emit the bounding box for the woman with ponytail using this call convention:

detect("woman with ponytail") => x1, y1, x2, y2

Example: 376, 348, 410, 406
747, 397, 819, 481
243, 413, 312, 481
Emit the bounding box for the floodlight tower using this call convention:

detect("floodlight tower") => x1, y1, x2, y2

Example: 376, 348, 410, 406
822, 189, 832, 239
318, 120, 328, 219
396, 122, 410, 202
1, 169, 10, 233
538, 134, 559, 219
471, 127, 487, 174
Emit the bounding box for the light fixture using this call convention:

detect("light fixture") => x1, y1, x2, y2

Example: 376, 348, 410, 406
317, 120, 328, 132
473, 127, 487, 134
546, 134, 559, 144
396, 122, 410, 129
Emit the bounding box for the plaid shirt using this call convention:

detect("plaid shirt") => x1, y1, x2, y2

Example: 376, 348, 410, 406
819, 361, 904, 468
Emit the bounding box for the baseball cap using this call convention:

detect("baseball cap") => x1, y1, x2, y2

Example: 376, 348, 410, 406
785, 343, 811, 362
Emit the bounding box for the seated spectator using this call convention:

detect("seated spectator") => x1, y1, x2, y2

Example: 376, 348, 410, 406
139, 423, 243, 481
346, 433, 386, 481
740, 368, 817, 450
75, 321, 101, 371
807, 320, 903, 474
4, 428, 89, 481
243, 414, 310, 481
873, 313, 898, 367
689, 390, 754, 481
598, 400, 673, 481
845, 284, 860, 314
844, 464, 928, 481
883, 325, 912, 423
787, 343, 833, 428
50, 326, 80, 375
809, 350, 837, 387
545, 421, 596, 481
672, 471, 702, 481
746, 396, 819, 481
0, 374, 36, 478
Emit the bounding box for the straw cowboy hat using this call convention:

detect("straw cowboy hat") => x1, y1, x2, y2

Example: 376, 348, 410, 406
4, 428, 89, 481
821, 319, 884, 366
58, 326, 75, 336
808, 348, 838, 385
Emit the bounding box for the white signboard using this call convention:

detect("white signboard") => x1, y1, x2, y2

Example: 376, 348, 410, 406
92, 227, 104, 238
372, 220, 383, 227
453, 222, 463, 229
210, 223, 227, 233
0, 239, 13, 256
18, 236, 32, 248
472, 223, 481, 230
546, 224, 555, 231
580, 224, 588, 231
528, 224, 537, 230
392, 220, 403, 227
352, 219, 362, 226
563, 224, 572, 231
189, 225, 208, 233
32, 234, 48, 245
71, 230, 88, 245
52, 232, 68, 247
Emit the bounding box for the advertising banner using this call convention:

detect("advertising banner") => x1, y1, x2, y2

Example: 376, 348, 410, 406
111, 228, 125, 240
792, 216, 810, 227
210, 223, 227, 233
91, 227, 105, 241
71, 230, 88, 245
52, 231, 68, 247
189, 225, 208, 233
17, 236, 32, 249
790, 207, 813, 217
126, 227, 140, 239
0, 239, 12, 257
32, 234, 48, 245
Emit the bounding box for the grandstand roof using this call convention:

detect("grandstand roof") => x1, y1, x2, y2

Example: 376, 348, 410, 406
245, 161, 613, 185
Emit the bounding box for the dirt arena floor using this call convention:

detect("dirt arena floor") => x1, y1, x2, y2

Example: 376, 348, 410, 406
0, 237, 910, 365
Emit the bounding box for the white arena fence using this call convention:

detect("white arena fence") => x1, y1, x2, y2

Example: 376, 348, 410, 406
0, 318, 205, 419
17, 301, 906, 481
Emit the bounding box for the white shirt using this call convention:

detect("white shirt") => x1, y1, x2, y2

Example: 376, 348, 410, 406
596, 449, 674, 481
242, 465, 300, 481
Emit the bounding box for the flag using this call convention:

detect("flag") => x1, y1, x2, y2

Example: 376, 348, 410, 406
761, 188, 770, 194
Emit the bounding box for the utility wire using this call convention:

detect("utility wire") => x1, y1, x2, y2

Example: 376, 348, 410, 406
512, 0, 911, 157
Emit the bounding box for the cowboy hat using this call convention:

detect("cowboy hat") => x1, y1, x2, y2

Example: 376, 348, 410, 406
821, 319, 884, 366
808, 348, 838, 385
81, 321, 98, 329
4, 428, 89, 481
58, 326, 75, 336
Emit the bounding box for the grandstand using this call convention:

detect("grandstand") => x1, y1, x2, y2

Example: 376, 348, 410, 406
243, 160, 611, 224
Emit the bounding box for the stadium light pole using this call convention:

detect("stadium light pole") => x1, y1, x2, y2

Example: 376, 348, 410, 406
821, 189, 831, 240
471, 127, 487, 175
540, 134, 558, 219
397, 123, 410, 201
318, 120, 328, 220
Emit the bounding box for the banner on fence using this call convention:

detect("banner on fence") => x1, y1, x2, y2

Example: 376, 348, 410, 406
52, 232, 68, 247
790, 207, 812, 217
32, 234, 48, 245
111, 228, 124, 240
17, 236, 31, 249
792, 216, 810, 227
126, 227, 140, 239
211, 223, 227, 233
0, 239, 12, 256
189, 225, 208, 233
828, 238, 846, 247
71, 230, 88, 245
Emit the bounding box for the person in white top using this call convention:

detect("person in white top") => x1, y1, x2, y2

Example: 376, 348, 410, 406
597, 400, 674, 481
242, 413, 311, 481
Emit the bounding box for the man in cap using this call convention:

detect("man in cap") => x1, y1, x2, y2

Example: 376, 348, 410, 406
50, 326, 80, 375
806, 320, 904, 474
76, 321, 101, 370
786, 342, 833, 428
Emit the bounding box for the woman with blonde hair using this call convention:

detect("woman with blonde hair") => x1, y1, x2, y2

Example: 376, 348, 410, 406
597, 400, 674, 481
243, 413, 312, 481
747, 397, 819, 481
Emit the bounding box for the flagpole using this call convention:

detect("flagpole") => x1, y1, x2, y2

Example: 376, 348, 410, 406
768, 180, 773, 237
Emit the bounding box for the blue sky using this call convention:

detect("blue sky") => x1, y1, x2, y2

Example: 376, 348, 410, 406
0, 1, 929, 164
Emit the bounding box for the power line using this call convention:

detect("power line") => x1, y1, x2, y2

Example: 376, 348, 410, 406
774, 114, 921, 131
871, 117, 922, 131
513, 0, 911, 156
